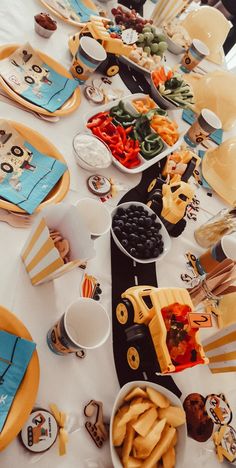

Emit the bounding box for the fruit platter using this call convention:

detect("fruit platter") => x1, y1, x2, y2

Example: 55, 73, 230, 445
151, 67, 195, 110
111, 5, 168, 73
85, 93, 184, 174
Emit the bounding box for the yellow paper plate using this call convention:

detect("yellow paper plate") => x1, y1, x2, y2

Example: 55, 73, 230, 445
0, 305, 40, 452
39, 0, 98, 27
0, 120, 70, 213
0, 44, 81, 116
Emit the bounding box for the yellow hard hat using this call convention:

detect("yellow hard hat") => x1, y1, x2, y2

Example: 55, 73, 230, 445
181, 6, 230, 64
202, 138, 236, 205
185, 70, 236, 131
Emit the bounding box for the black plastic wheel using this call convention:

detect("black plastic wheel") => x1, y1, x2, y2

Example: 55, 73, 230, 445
116, 298, 134, 326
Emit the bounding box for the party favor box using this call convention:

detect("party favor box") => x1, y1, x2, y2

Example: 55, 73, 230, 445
21, 204, 95, 285
203, 323, 236, 373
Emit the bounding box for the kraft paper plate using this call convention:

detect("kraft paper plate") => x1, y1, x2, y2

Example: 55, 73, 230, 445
0, 305, 40, 452
39, 0, 98, 27
0, 44, 81, 116
0, 120, 70, 213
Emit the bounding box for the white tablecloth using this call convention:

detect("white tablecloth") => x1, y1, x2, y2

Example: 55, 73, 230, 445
0, 1, 235, 467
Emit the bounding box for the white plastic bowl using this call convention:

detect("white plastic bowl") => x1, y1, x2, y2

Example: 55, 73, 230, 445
110, 380, 187, 468
150, 74, 179, 110
73, 133, 112, 171
111, 201, 171, 264
164, 33, 186, 55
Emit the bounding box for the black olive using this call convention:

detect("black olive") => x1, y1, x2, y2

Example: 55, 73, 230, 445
139, 217, 145, 226
138, 227, 145, 234
116, 219, 124, 228
145, 217, 152, 227
121, 239, 128, 248
113, 226, 121, 236
146, 239, 153, 250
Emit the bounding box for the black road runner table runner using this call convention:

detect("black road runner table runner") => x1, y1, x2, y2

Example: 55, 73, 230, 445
111, 161, 182, 398
118, 61, 151, 96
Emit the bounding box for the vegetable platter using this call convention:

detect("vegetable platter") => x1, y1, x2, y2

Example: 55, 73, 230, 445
85, 93, 184, 175
111, 5, 168, 74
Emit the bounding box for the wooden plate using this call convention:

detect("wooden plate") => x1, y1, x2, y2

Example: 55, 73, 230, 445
0, 120, 70, 213
0, 44, 81, 116
38, 0, 98, 27
0, 305, 40, 452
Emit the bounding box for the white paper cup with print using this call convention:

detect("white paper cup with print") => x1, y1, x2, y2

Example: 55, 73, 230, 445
47, 298, 110, 356
70, 36, 107, 83
76, 198, 111, 239
184, 108, 222, 147
180, 38, 209, 73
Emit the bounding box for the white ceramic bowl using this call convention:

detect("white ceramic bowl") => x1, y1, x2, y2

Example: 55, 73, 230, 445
164, 32, 186, 55
111, 201, 171, 264
150, 74, 178, 110
73, 133, 112, 171
110, 380, 187, 468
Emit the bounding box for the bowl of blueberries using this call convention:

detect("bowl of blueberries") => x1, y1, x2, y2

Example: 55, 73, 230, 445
111, 201, 171, 263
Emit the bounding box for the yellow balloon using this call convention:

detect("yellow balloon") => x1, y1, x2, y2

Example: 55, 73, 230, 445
181, 6, 230, 64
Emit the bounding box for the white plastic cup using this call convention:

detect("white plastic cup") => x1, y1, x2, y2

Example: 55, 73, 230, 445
47, 298, 110, 355
76, 198, 111, 239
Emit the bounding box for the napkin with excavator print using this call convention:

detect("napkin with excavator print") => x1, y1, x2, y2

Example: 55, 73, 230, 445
0, 120, 67, 213
0, 330, 36, 432
0, 43, 78, 112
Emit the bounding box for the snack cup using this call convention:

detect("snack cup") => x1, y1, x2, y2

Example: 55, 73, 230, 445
21, 204, 95, 285
110, 381, 187, 468
76, 198, 111, 239
180, 39, 209, 73
70, 36, 107, 83
47, 298, 110, 356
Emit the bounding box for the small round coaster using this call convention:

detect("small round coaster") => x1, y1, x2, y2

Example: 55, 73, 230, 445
20, 409, 58, 453
87, 174, 111, 196
84, 86, 105, 104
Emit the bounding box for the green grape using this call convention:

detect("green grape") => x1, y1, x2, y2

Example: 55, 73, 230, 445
158, 41, 168, 52
144, 32, 154, 43
138, 33, 144, 43
143, 46, 151, 56
150, 43, 159, 53
156, 34, 166, 42
151, 26, 156, 34
142, 26, 152, 33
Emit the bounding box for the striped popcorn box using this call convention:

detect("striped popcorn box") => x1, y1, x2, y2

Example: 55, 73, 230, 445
21, 204, 96, 285
151, 0, 188, 26
203, 323, 236, 374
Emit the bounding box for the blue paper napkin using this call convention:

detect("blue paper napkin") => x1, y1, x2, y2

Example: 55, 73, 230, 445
68, 0, 98, 22
0, 330, 36, 432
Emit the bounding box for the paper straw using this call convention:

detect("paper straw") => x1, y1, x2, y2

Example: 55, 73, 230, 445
151, 0, 189, 26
